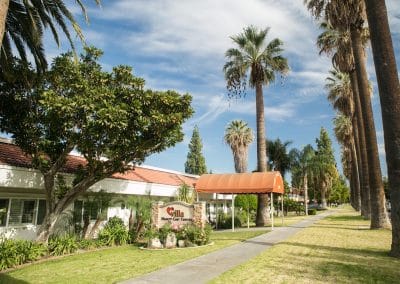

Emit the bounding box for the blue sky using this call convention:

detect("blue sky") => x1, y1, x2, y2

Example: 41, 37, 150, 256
44, 0, 400, 179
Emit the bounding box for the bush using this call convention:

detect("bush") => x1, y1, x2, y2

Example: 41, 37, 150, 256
48, 235, 78, 256
222, 216, 243, 229
77, 239, 99, 250
158, 223, 173, 245
0, 239, 47, 270
308, 209, 317, 215
182, 224, 211, 246
98, 216, 128, 246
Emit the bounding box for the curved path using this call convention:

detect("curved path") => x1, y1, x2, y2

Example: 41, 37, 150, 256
120, 211, 334, 284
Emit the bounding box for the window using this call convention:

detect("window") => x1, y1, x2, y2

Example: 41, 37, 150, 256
0, 199, 8, 227
7, 199, 45, 226
73, 200, 83, 224
37, 200, 46, 225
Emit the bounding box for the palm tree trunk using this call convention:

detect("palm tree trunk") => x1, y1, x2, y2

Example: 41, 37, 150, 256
304, 173, 308, 216
350, 26, 390, 228
0, 0, 9, 47
350, 138, 361, 211
350, 70, 370, 218
364, 0, 400, 256
255, 82, 270, 226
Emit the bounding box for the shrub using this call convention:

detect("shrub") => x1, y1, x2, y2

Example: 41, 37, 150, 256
77, 239, 99, 250
98, 216, 128, 246
48, 235, 78, 256
158, 223, 173, 245
0, 239, 47, 270
222, 215, 243, 229
182, 224, 211, 246
308, 209, 317, 215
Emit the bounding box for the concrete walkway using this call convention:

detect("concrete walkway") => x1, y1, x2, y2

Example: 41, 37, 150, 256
120, 211, 334, 284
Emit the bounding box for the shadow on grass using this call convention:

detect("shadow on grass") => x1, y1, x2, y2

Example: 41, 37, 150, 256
279, 241, 400, 283
0, 274, 30, 284
280, 241, 388, 258
326, 215, 365, 222
311, 225, 370, 231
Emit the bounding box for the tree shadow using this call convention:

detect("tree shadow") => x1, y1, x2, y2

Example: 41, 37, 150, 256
326, 215, 365, 222
0, 274, 30, 284
278, 241, 400, 283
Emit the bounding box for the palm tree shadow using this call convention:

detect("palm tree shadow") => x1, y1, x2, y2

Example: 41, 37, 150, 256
0, 274, 30, 284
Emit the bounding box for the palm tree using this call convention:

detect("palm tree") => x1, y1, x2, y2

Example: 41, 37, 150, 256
290, 145, 315, 215
224, 120, 253, 173
267, 138, 292, 178
333, 114, 360, 210
317, 21, 369, 217
364, 0, 400, 258
305, 0, 390, 229
223, 26, 289, 226
326, 69, 361, 212
0, 0, 100, 72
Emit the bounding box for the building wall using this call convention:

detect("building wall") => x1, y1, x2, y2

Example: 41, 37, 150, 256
0, 165, 231, 240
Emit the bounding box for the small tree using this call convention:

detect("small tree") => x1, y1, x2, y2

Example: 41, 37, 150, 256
0, 48, 193, 243
234, 194, 257, 228
184, 125, 207, 175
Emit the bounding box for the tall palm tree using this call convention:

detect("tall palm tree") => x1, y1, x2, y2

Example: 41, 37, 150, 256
333, 114, 360, 210
267, 138, 292, 178
290, 145, 315, 215
364, 0, 400, 258
0, 0, 100, 72
224, 120, 253, 173
326, 69, 361, 212
317, 21, 369, 217
223, 26, 289, 226
305, 0, 390, 229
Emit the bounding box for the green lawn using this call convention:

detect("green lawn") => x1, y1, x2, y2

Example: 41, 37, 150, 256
0, 230, 267, 284
211, 207, 400, 284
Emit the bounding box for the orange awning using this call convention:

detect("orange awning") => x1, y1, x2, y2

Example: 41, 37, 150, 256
195, 172, 284, 194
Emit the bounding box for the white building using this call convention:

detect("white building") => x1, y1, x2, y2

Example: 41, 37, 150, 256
0, 139, 230, 240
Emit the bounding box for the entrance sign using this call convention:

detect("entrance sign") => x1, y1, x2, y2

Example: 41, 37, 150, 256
152, 201, 206, 228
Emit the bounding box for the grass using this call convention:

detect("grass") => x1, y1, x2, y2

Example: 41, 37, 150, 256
0, 230, 267, 284
211, 207, 400, 284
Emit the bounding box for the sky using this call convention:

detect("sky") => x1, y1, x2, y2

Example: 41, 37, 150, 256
42, 0, 400, 179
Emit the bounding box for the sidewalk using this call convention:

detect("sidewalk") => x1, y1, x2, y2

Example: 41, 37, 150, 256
120, 211, 334, 284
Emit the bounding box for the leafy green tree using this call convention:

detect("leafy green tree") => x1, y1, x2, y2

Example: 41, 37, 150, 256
0, 0, 100, 73
329, 175, 350, 204
224, 120, 253, 173
313, 127, 338, 208
234, 194, 257, 228
289, 144, 315, 215
184, 125, 207, 175
223, 26, 289, 227
0, 47, 193, 242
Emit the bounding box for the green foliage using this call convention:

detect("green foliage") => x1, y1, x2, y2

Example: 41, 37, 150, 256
158, 223, 173, 245
98, 217, 128, 246
235, 194, 257, 212
182, 224, 211, 246
0, 47, 193, 241
185, 125, 207, 175
329, 175, 350, 204
48, 235, 78, 256
124, 194, 152, 242
77, 239, 100, 250
267, 138, 292, 177
0, 239, 47, 270
308, 209, 317, 215
176, 183, 194, 204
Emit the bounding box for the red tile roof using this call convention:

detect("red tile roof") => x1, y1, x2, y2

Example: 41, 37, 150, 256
0, 141, 198, 187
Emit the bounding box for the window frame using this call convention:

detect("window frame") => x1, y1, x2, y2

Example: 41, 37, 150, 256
1, 198, 46, 228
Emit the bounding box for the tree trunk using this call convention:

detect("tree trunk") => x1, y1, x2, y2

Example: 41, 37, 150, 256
320, 181, 327, 209
36, 212, 60, 243
350, 70, 370, 218
350, 26, 390, 229
304, 173, 308, 216
255, 82, 270, 227
364, 0, 400, 256
350, 138, 361, 211
0, 0, 9, 47
87, 218, 103, 239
